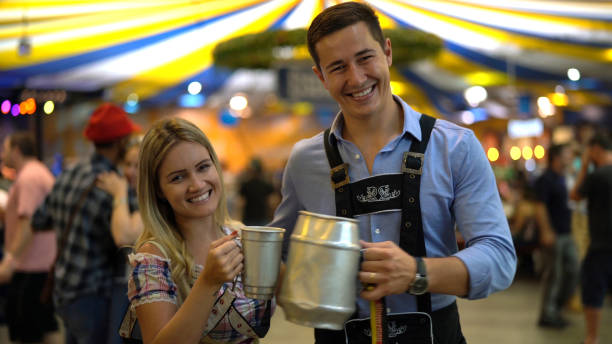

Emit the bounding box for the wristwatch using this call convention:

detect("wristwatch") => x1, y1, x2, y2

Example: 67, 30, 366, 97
408, 257, 428, 295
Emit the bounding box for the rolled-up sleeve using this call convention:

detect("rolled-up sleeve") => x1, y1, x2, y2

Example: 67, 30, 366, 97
451, 132, 517, 299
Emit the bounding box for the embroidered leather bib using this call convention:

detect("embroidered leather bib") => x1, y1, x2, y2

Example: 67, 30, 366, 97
323, 114, 437, 344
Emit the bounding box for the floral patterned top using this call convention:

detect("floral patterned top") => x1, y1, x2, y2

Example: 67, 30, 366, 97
119, 230, 274, 344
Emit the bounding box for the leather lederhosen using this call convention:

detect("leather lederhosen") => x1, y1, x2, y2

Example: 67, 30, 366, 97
316, 114, 466, 344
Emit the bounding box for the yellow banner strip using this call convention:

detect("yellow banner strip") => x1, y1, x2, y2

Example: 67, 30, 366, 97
424, 0, 612, 31
383, 0, 611, 63
390, 67, 441, 118
0, 0, 265, 68
433, 50, 509, 86
111, 0, 301, 102
0, 0, 264, 36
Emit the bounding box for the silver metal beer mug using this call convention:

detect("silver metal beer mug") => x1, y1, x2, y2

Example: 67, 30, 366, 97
279, 211, 360, 330
240, 226, 285, 300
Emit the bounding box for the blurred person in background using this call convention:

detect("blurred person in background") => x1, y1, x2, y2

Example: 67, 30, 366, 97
534, 144, 580, 329
96, 137, 143, 241
568, 122, 596, 260
119, 137, 141, 190
0, 132, 61, 344
220, 160, 241, 220
239, 157, 275, 226
509, 173, 542, 278
96, 137, 143, 344
269, 2, 516, 343
566, 124, 595, 313
31, 103, 140, 344
0, 162, 12, 197
119, 118, 274, 343
571, 132, 612, 344
0, 161, 12, 339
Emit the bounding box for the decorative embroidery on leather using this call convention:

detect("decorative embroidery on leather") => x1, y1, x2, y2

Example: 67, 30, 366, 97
388, 321, 408, 338
360, 321, 408, 338
362, 327, 370, 337
356, 185, 401, 203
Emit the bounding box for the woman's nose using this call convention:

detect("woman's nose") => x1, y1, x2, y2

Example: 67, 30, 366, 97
187, 175, 205, 192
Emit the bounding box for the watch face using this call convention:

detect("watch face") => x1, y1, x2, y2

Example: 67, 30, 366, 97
410, 275, 428, 295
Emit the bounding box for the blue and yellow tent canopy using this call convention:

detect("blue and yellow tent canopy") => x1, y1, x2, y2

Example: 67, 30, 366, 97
0, 0, 611, 116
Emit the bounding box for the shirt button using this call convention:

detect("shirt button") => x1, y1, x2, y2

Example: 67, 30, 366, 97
375, 228, 381, 234
355, 154, 361, 160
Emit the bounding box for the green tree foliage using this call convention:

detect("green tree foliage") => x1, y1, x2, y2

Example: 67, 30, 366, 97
212, 28, 442, 69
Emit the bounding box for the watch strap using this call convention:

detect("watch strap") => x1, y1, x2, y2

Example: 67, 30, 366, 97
409, 256, 428, 295
415, 256, 426, 277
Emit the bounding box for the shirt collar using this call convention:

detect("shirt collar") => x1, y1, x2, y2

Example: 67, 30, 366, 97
91, 153, 119, 172
328, 95, 423, 144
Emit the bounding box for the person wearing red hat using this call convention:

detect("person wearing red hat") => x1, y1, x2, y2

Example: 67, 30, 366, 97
31, 103, 140, 344
84, 103, 141, 144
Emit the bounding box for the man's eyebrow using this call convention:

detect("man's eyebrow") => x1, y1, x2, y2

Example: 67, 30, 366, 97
355, 48, 375, 57
323, 48, 376, 72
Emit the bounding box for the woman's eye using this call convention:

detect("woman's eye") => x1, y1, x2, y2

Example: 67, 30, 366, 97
170, 175, 183, 183
198, 163, 211, 172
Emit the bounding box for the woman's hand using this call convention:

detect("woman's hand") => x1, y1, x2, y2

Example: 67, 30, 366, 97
200, 232, 243, 290
96, 171, 128, 198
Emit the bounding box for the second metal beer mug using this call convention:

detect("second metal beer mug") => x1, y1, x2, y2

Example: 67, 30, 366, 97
279, 211, 361, 330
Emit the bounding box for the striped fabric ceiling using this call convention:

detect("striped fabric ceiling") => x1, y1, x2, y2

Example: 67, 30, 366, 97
1, 0, 611, 116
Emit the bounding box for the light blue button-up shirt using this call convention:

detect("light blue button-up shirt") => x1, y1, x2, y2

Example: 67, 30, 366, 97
269, 96, 516, 316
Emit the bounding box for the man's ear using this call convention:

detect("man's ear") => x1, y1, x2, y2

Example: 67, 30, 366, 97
312, 65, 327, 88
384, 38, 392, 67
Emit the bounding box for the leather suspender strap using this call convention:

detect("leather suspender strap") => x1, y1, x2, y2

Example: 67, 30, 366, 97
323, 128, 353, 218
409, 114, 436, 155
401, 114, 436, 314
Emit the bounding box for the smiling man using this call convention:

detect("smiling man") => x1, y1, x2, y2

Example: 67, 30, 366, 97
268, 2, 516, 343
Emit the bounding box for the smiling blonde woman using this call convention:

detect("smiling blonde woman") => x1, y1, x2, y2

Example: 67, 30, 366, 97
120, 118, 274, 344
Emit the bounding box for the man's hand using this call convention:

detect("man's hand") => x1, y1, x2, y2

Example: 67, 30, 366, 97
358, 240, 416, 301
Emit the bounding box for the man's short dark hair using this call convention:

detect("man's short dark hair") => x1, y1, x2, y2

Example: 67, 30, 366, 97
547, 144, 566, 166
9, 132, 37, 158
307, 1, 385, 70
589, 133, 612, 151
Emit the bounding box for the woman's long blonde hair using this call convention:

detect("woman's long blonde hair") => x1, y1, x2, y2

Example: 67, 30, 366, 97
136, 117, 234, 300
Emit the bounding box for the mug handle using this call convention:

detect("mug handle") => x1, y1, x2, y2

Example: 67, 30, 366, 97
231, 235, 243, 292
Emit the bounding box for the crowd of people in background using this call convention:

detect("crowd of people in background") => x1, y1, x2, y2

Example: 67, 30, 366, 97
500, 122, 612, 344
